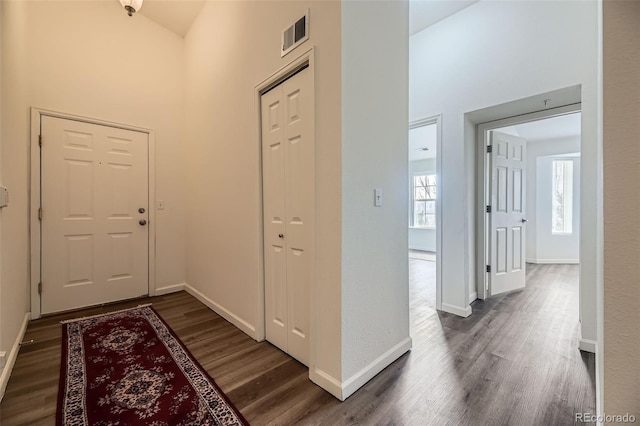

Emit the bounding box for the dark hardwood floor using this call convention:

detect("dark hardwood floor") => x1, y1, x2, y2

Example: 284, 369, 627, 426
0, 262, 595, 425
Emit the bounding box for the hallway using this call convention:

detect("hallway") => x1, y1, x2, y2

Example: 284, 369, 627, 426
0, 264, 595, 425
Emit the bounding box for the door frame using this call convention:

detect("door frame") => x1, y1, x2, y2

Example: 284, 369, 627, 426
29, 108, 156, 319
253, 48, 316, 351
476, 103, 581, 299
408, 115, 443, 310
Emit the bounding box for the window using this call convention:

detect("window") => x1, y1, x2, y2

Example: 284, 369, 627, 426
552, 160, 573, 234
412, 174, 436, 228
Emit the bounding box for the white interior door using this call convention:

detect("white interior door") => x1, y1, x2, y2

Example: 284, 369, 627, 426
41, 116, 149, 314
262, 67, 313, 366
489, 131, 527, 296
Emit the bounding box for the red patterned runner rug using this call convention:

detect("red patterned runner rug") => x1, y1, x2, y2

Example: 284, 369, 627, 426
57, 305, 248, 426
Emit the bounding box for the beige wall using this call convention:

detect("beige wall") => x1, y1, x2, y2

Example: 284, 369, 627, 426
603, 0, 640, 417
0, 1, 186, 356
183, 1, 343, 386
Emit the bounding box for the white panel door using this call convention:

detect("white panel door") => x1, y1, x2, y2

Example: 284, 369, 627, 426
489, 131, 527, 296
41, 116, 149, 314
262, 67, 313, 366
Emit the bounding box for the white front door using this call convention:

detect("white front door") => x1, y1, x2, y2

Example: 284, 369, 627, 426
489, 131, 527, 296
40, 116, 149, 314
261, 67, 314, 366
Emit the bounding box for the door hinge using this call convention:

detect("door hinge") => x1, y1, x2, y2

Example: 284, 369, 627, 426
39, 135, 43, 147
38, 282, 42, 295
486, 205, 492, 213
38, 207, 43, 221
486, 265, 491, 273
486, 145, 492, 153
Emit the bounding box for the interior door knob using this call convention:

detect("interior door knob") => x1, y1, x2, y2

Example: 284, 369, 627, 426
521, 218, 528, 223
278, 234, 284, 239
138, 208, 146, 214
139, 219, 147, 226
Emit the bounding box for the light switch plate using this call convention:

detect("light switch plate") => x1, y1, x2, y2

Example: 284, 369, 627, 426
374, 188, 382, 207
157, 200, 165, 210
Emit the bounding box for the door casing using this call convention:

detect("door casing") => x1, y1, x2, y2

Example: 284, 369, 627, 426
30, 108, 156, 319
254, 49, 316, 362
476, 103, 581, 300
409, 115, 443, 311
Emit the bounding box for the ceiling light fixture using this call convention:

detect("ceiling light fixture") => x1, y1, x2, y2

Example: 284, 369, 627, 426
119, 0, 143, 17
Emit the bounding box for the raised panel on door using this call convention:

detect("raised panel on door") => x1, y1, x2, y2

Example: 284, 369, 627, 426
490, 131, 527, 296
41, 116, 148, 314
286, 247, 310, 364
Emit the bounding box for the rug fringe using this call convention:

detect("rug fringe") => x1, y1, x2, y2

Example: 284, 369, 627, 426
60, 303, 153, 324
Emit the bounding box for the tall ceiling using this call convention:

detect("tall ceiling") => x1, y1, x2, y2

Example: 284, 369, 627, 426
134, 0, 479, 39
410, 0, 479, 35
138, 0, 205, 38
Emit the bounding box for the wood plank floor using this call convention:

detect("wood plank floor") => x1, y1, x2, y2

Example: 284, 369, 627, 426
0, 263, 595, 425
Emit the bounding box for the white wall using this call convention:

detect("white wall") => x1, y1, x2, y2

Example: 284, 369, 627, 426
184, 0, 410, 400
603, 0, 640, 416
0, 0, 186, 360
409, 158, 436, 251
410, 0, 598, 344
526, 137, 581, 263
341, 0, 411, 396
183, 0, 344, 392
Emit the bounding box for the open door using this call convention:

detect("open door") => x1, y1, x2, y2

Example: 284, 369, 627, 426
489, 131, 527, 296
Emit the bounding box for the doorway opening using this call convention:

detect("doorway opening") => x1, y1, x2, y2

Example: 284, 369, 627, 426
408, 116, 442, 312
479, 109, 581, 300
255, 49, 316, 369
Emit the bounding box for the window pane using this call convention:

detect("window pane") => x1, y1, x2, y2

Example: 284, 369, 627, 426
552, 160, 573, 234
414, 202, 427, 227
425, 201, 435, 214
424, 214, 436, 228
426, 185, 436, 200
412, 174, 436, 227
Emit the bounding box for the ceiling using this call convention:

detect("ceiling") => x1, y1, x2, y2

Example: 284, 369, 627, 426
138, 0, 205, 38
410, 0, 479, 35
134, 0, 478, 39
506, 113, 582, 142
409, 123, 437, 161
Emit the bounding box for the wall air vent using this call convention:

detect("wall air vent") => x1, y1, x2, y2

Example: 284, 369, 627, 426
281, 11, 309, 58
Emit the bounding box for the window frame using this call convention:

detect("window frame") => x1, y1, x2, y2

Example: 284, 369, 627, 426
410, 172, 436, 229
551, 158, 574, 235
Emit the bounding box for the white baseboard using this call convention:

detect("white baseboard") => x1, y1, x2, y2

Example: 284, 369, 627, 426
441, 302, 472, 318
183, 283, 256, 340
309, 367, 343, 400
469, 291, 478, 304
579, 338, 597, 354
154, 282, 185, 296
0, 313, 31, 401
526, 258, 580, 264
340, 337, 413, 401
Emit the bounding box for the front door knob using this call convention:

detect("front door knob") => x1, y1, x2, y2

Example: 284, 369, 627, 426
138, 208, 146, 214
139, 219, 147, 226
